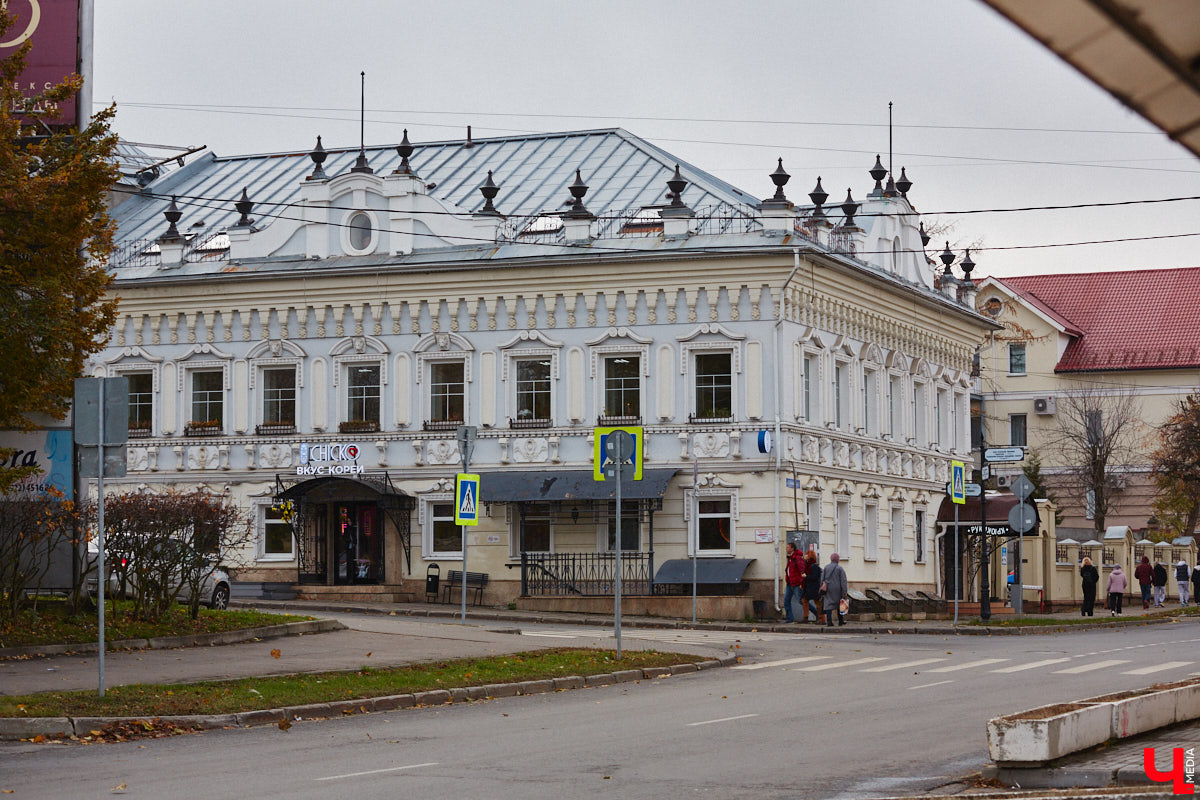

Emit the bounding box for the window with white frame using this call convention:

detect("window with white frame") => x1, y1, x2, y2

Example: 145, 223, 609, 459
258, 503, 294, 560
832, 361, 847, 429
127, 371, 153, 434
514, 357, 551, 424
890, 505, 904, 562
862, 367, 879, 436
805, 496, 821, 544
864, 502, 878, 560
511, 503, 552, 557
261, 367, 297, 428
602, 355, 641, 421
424, 499, 462, 558
1008, 343, 1026, 376
888, 373, 903, 439
935, 386, 949, 448
835, 498, 850, 557
189, 370, 224, 429
914, 508, 927, 563
912, 381, 927, 444
694, 496, 734, 555
606, 500, 640, 551
429, 361, 465, 426
802, 353, 817, 423
693, 352, 733, 421
345, 363, 381, 429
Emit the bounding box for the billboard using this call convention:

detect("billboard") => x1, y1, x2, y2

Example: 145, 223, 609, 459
0, 428, 73, 499
1, 1, 81, 126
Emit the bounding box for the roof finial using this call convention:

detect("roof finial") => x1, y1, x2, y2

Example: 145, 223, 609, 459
234, 187, 254, 227
840, 188, 859, 227
869, 155, 887, 197
308, 135, 328, 180
350, 71, 373, 173
393, 129, 415, 175
161, 195, 183, 241
768, 157, 790, 202
667, 164, 690, 209
477, 170, 501, 216
808, 176, 828, 220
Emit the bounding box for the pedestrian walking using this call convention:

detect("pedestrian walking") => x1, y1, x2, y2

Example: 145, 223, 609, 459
783, 542, 805, 623
1152, 560, 1168, 607
1134, 556, 1154, 609
1106, 564, 1127, 615
803, 551, 822, 623
1079, 556, 1099, 617
819, 552, 848, 627
1192, 562, 1200, 608
1176, 560, 1191, 606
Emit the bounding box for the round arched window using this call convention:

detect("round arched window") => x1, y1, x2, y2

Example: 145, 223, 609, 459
348, 212, 373, 252
982, 296, 1003, 317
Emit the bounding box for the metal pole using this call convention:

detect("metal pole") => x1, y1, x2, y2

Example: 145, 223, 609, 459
692, 457, 699, 625
96, 380, 106, 697
614, 455, 623, 659
953, 505, 959, 626
460, 441, 471, 625
980, 389, 991, 621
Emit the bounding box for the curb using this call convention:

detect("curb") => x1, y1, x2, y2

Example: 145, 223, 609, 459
231, 598, 1194, 637
0, 618, 345, 660
0, 654, 735, 741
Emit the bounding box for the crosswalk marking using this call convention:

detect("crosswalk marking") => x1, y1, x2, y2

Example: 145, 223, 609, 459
522, 632, 581, 638
1121, 661, 1193, 675
789, 657, 887, 672
991, 658, 1072, 673
1053, 659, 1130, 674
733, 656, 831, 671
860, 658, 947, 672
924, 658, 1009, 673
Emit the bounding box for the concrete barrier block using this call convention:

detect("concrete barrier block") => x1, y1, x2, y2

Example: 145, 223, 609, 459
1171, 682, 1200, 722
987, 702, 1112, 765
1112, 691, 1176, 738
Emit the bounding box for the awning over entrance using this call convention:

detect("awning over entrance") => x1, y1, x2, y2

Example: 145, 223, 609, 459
654, 558, 754, 584
276, 474, 409, 501
936, 493, 1038, 537
475, 468, 676, 502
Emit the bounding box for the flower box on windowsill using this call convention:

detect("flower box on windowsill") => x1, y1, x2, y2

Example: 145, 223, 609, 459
688, 413, 734, 425
339, 419, 380, 434
510, 417, 552, 430
128, 425, 152, 439
256, 422, 297, 436
598, 415, 641, 427
423, 419, 462, 432
184, 420, 223, 437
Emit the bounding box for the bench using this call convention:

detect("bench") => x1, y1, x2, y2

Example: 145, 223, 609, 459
442, 570, 489, 606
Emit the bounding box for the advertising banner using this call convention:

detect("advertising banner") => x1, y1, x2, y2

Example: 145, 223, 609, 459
1, 0, 81, 125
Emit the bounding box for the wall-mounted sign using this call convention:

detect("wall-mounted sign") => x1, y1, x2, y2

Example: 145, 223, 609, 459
1, 0, 83, 126
0, 429, 72, 498
296, 442, 363, 476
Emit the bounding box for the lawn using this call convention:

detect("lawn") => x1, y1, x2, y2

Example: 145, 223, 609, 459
0, 648, 701, 718
0, 598, 310, 649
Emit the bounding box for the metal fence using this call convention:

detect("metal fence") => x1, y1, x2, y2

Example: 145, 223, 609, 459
521, 551, 653, 596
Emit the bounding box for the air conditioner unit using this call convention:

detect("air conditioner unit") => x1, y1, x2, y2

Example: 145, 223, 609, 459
1111, 475, 1128, 490
1033, 396, 1056, 415
996, 475, 1013, 488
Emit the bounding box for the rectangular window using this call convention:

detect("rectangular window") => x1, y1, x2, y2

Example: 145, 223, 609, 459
863, 369, 878, 435
890, 506, 904, 562
912, 383, 926, 444
864, 502, 878, 560
833, 362, 845, 428
606, 500, 640, 551
431, 502, 462, 556
889, 374, 903, 438
347, 364, 381, 425
430, 362, 465, 423
128, 372, 153, 433
836, 499, 850, 557
697, 497, 733, 554
190, 370, 223, 428
515, 358, 551, 423
694, 352, 732, 420
803, 354, 815, 422
1086, 410, 1103, 447
915, 509, 926, 563
603, 356, 640, 420
1009, 413, 1027, 447
805, 497, 821, 543
513, 503, 552, 556
261, 504, 294, 558
1008, 343, 1026, 375
262, 368, 296, 426
934, 388, 946, 446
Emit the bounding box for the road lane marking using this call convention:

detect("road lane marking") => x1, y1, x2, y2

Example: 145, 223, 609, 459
732, 656, 831, 670
860, 658, 947, 672
908, 680, 954, 690
1122, 661, 1193, 675
522, 632, 579, 638
789, 657, 887, 672
924, 658, 1008, 673
1053, 659, 1129, 674
686, 714, 759, 727
990, 658, 1071, 673
316, 763, 439, 781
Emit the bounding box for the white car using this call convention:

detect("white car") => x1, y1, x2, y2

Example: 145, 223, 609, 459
87, 538, 232, 610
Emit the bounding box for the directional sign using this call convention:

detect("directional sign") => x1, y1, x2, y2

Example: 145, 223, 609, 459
947, 481, 983, 498
984, 447, 1025, 463
950, 460, 966, 505
1008, 502, 1038, 534
455, 473, 480, 526
594, 426, 643, 481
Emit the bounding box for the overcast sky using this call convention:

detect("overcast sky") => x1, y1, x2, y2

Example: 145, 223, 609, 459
91, 0, 1199, 279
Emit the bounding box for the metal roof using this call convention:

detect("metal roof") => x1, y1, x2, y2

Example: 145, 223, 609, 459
474, 468, 676, 503
112, 128, 760, 258
653, 558, 754, 584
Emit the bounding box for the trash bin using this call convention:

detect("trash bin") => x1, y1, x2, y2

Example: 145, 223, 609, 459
425, 563, 441, 602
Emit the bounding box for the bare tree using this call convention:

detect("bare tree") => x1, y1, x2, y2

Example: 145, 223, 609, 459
1041, 385, 1144, 535
0, 488, 78, 623
1150, 393, 1200, 538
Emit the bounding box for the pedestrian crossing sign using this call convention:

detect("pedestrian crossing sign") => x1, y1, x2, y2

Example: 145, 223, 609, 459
951, 460, 966, 505
593, 426, 643, 481
455, 473, 480, 526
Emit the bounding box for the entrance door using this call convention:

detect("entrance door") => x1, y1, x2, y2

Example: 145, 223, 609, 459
335, 502, 383, 584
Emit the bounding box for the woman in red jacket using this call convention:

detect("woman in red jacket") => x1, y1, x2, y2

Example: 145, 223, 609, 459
1134, 556, 1154, 609
783, 542, 806, 623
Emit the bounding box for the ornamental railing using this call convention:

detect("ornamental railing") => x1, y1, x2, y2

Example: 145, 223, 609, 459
520, 551, 652, 597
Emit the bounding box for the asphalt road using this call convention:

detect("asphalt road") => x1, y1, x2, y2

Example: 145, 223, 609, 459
3, 614, 1197, 800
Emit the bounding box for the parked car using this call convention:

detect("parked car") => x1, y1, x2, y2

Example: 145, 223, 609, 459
87, 537, 231, 610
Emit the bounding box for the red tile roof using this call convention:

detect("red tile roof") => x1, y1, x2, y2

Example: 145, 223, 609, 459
995, 267, 1200, 372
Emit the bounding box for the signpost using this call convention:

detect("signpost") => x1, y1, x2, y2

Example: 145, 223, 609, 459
950, 460, 965, 625
1007, 473, 1037, 615
598, 428, 638, 658
455, 426, 477, 624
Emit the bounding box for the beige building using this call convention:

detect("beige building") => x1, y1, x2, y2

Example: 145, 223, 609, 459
93, 129, 995, 618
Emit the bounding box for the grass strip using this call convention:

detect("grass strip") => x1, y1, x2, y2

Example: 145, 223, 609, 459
0, 648, 699, 718
1, 599, 312, 649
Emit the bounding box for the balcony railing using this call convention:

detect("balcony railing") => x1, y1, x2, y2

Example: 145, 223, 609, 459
509, 417, 552, 430
598, 415, 641, 427
127, 426, 152, 439
423, 419, 462, 432
688, 412, 734, 424
520, 551, 652, 597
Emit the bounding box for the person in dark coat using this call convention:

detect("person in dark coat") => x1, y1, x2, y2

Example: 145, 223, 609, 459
803, 551, 822, 623
783, 542, 805, 623
1079, 556, 1099, 617
1192, 562, 1200, 607
1134, 556, 1154, 609
820, 552, 848, 627
1152, 560, 1169, 607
